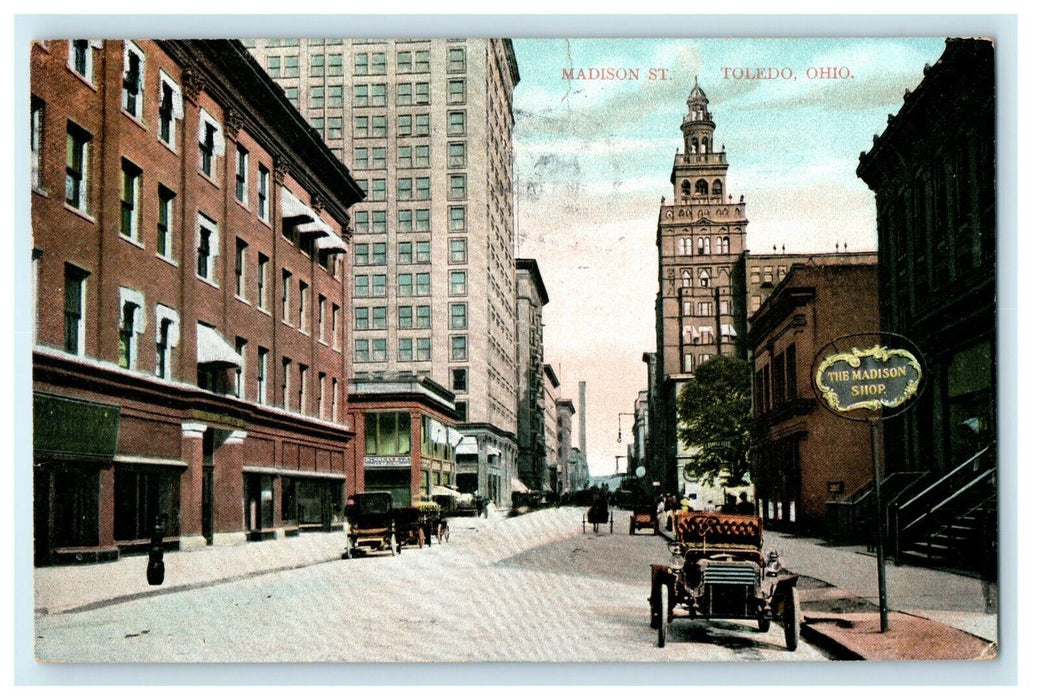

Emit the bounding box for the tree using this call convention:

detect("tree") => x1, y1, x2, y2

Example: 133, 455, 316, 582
676, 355, 753, 487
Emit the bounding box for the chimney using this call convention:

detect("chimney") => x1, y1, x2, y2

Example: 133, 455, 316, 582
579, 381, 587, 457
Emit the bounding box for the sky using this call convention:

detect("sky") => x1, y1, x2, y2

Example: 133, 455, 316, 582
510, 37, 947, 476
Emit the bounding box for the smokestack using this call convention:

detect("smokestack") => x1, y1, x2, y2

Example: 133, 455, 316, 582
579, 381, 587, 457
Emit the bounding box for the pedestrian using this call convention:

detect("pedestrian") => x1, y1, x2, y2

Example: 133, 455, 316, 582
481, 497, 490, 518
736, 491, 756, 515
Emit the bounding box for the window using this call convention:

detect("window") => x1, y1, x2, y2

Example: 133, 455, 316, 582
156, 186, 175, 259
399, 273, 413, 297
416, 272, 430, 296
282, 269, 293, 319
328, 117, 342, 140
415, 50, 430, 73
372, 115, 387, 137
449, 239, 467, 263
310, 117, 324, 133
371, 306, 387, 329
414, 145, 429, 167
415, 209, 430, 232
65, 122, 91, 212
31, 98, 44, 190
318, 371, 327, 418
416, 305, 430, 329
372, 242, 386, 264
415, 241, 430, 263
699, 269, 711, 287
198, 109, 224, 178
63, 264, 89, 355
398, 145, 412, 168
332, 378, 340, 421
155, 306, 179, 380
397, 83, 412, 106
371, 338, 387, 362
285, 87, 298, 108
451, 335, 468, 361
328, 54, 343, 76
372, 211, 386, 233
119, 159, 141, 241
415, 82, 429, 105
332, 304, 341, 349
448, 142, 466, 168
284, 55, 299, 77
449, 174, 466, 200
398, 306, 413, 329
257, 165, 270, 222
447, 78, 465, 104
371, 53, 386, 74
68, 40, 96, 82
448, 47, 466, 73
397, 51, 413, 73
355, 148, 369, 170
267, 56, 281, 77
450, 303, 467, 329
281, 357, 292, 408
298, 364, 308, 414
235, 337, 247, 397
415, 114, 430, 136
416, 337, 431, 361
257, 253, 269, 310
310, 54, 324, 77
355, 307, 369, 330
398, 338, 413, 362
122, 42, 144, 119
750, 266, 761, 284
196, 214, 219, 283
355, 275, 369, 298
397, 177, 413, 201
235, 238, 248, 298
450, 270, 467, 296
298, 281, 309, 332
257, 347, 269, 404
353, 84, 369, 107
398, 242, 413, 264
328, 84, 343, 108
448, 111, 466, 136
451, 368, 468, 392
117, 288, 143, 370
397, 115, 412, 137
372, 147, 386, 169
371, 84, 387, 107
235, 145, 248, 204
354, 53, 369, 75
449, 206, 466, 231
355, 339, 370, 363
371, 179, 386, 201
355, 243, 369, 266
416, 177, 430, 201
352, 212, 370, 235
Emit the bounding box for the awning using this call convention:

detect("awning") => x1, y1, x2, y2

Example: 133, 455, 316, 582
196, 323, 242, 368
314, 230, 348, 252
430, 484, 459, 497
447, 427, 463, 447
511, 478, 530, 494
456, 436, 479, 455
280, 187, 315, 222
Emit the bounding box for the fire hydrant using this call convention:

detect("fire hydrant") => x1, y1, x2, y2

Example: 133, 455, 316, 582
146, 520, 165, 585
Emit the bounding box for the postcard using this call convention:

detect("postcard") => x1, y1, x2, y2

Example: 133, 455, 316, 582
26, 30, 1002, 671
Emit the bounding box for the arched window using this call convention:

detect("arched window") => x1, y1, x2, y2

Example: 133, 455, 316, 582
683, 326, 692, 343
721, 236, 730, 253
679, 238, 692, 256
681, 180, 691, 196
697, 237, 705, 255
712, 179, 723, 195
702, 137, 709, 153
703, 237, 711, 255
690, 139, 698, 154
681, 270, 692, 288
699, 269, 710, 287
695, 179, 708, 195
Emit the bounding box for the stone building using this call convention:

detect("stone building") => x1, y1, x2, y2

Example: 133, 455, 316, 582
653, 79, 749, 494
747, 260, 880, 531
515, 257, 549, 491
246, 38, 521, 506
543, 363, 560, 492
556, 398, 575, 493
31, 40, 363, 564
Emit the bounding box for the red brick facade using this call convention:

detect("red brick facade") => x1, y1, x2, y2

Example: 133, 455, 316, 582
31, 40, 364, 564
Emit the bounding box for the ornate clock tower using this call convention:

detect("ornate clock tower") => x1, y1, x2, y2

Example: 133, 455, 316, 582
654, 78, 749, 493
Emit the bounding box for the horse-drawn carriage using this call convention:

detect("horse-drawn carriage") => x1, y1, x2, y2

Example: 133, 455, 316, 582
650, 511, 801, 650
629, 504, 660, 535
395, 501, 449, 548
583, 496, 614, 533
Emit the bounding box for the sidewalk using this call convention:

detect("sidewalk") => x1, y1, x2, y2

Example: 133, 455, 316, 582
660, 517, 998, 660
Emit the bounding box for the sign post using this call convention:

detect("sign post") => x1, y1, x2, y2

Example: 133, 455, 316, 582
813, 335, 924, 634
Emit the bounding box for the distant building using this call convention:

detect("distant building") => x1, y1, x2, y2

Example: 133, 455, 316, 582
31, 40, 363, 564
516, 258, 549, 491
247, 38, 521, 506
748, 260, 880, 531
556, 399, 575, 492
542, 364, 561, 492
569, 447, 590, 491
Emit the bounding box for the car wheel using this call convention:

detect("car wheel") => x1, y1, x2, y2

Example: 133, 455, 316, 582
657, 581, 669, 648
784, 588, 801, 651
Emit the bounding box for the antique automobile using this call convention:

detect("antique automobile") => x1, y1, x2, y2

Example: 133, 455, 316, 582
649, 511, 800, 650
395, 501, 449, 548
343, 491, 398, 558
630, 503, 660, 535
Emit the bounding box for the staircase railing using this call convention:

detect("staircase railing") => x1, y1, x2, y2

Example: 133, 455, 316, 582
824, 470, 926, 543
891, 444, 996, 565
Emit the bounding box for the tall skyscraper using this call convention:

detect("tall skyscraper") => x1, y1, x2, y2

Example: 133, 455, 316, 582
247, 38, 521, 504
654, 79, 748, 493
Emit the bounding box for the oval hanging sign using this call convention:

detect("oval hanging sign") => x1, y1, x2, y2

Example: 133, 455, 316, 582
815, 345, 922, 413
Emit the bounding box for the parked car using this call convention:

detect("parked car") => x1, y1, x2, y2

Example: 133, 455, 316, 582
343, 491, 398, 558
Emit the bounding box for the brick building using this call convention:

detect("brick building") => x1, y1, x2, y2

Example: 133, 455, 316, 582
31, 40, 364, 564
515, 258, 550, 492
747, 260, 880, 531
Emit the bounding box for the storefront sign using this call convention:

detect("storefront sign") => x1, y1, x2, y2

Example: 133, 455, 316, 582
364, 455, 412, 468
815, 345, 922, 413
33, 392, 120, 459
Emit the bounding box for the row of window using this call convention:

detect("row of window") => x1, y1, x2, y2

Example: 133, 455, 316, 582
754, 344, 798, 416
679, 178, 723, 197
355, 142, 467, 170
682, 299, 731, 317
354, 335, 469, 363
247, 347, 341, 422
355, 175, 468, 201
352, 111, 467, 138
675, 236, 732, 256
682, 353, 718, 374
354, 303, 469, 330
354, 270, 468, 298
749, 265, 787, 286
353, 206, 468, 233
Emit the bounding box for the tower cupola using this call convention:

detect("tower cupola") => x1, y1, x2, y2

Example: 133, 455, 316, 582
681, 76, 715, 155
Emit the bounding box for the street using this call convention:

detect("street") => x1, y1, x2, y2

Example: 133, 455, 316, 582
34, 507, 829, 663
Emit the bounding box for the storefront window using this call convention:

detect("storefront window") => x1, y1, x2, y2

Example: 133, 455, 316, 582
365, 411, 411, 456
